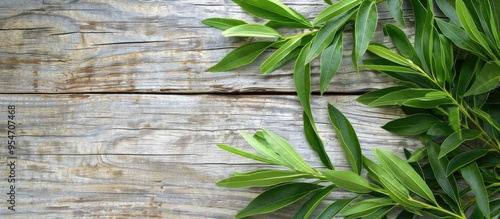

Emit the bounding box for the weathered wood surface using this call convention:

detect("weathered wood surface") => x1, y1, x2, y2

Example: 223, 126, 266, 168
0, 95, 418, 218
0, 0, 419, 218
0, 0, 416, 94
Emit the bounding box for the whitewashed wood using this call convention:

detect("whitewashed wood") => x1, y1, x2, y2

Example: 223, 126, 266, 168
0, 94, 420, 218
0, 0, 416, 94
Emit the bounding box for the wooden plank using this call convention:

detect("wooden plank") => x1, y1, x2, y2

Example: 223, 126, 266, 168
0, 94, 420, 218
0, 0, 415, 94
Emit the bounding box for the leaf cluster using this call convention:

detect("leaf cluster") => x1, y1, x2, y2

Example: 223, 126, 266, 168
204, 0, 500, 218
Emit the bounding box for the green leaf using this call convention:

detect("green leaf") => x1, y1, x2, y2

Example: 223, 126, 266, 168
490, 199, 500, 218
217, 169, 311, 188
208, 42, 273, 72
261, 37, 302, 74
439, 129, 482, 158
327, 104, 362, 174
448, 107, 461, 138
240, 131, 289, 166
384, 24, 420, 65
402, 92, 454, 108
321, 170, 374, 193
303, 111, 333, 170
461, 163, 490, 219
369, 160, 424, 211
263, 47, 302, 74
456, 0, 494, 55
367, 44, 413, 67
382, 114, 440, 135
235, 183, 322, 218
465, 62, 500, 96
446, 149, 490, 176
374, 148, 437, 205
353, 0, 378, 70
306, 10, 354, 64
294, 42, 333, 170
202, 18, 247, 30
294, 42, 313, 121
265, 20, 311, 29
426, 141, 461, 205
456, 55, 483, 97
217, 144, 278, 165
295, 185, 336, 219
435, 19, 487, 59
406, 147, 428, 163
474, 108, 500, 132
222, 24, 282, 38
386, 0, 405, 26
367, 88, 440, 107
232, 0, 311, 27
361, 65, 420, 74
435, 0, 460, 25
427, 122, 454, 137
340, 197, 394, 217
320, 32, 343, 94
356, 86, 408, 105
262, 129, 315, 173
359, 206, 395, 219
316, 196, 359, 219
313, 0, 361, 25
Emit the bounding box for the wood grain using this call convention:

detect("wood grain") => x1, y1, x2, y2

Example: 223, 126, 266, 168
0, 94, 420, 218
0, 0, 416, 94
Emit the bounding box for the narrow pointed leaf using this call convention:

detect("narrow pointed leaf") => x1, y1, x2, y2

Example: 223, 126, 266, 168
304, 111, 333, 169
449, 107, 461, 138
361, 65, 420, 74
217, 169, 311, 188
387, 0, 405, 26
306, 10, 354, 64
383, 114, 440, 135
294, 42, 313, 120
313, 0, 361, 25
222, 24, 282, 38
217, 144, 278, 164
320, 32, 343, 94
461, 163, 490, 219
374, 148, 437, 204
367, 44, 413, 67
261, 37, 302, 74
356, 86, 408, 105
446, 149, 490, 176
435, 0, 459, 25
435, 18, 487, 59
353, 0, 377, 70
439, 129, 482, 158
235, 183, 322, 219
340, 197, 394, 217
316, 196, 359, 219
367, 88, 440, 107
456, 0, 493, 54
294, 185, 336, 219
232, 0, 311, 27
321, 170, 374, 193
328, 104, 362, 174
208, 42, 272, 72
262, 129, 315, 173
202, 18, 247, 30
465, 62, 500, 96
240, 131, 288, 166
426, 141, 461, 204
406, 147, 428, 163
384, 24, 420, 65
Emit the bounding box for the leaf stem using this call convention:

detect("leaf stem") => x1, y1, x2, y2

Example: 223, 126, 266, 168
418, 201, 466, 219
